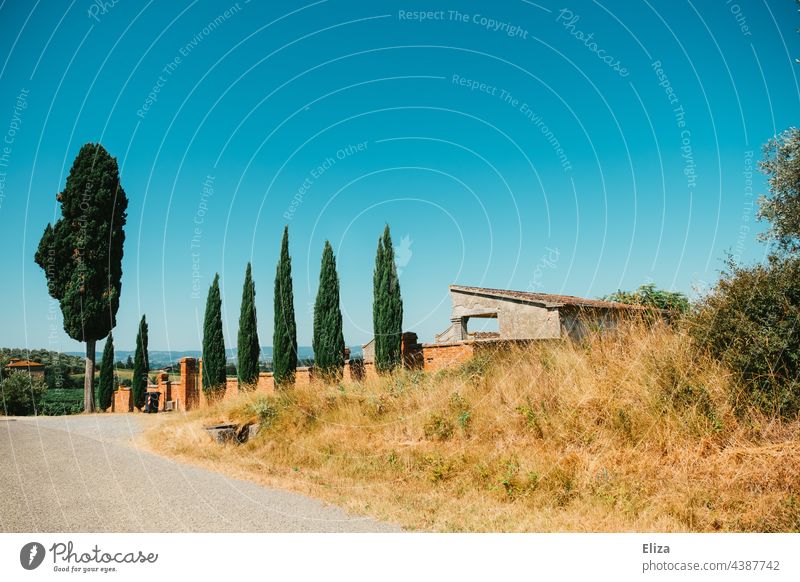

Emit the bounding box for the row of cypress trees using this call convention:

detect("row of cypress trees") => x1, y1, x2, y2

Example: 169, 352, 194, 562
94, 224, 404, 406
200, 224, 403, 397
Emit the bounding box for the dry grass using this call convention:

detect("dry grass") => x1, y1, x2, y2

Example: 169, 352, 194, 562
142, 321, 800, 532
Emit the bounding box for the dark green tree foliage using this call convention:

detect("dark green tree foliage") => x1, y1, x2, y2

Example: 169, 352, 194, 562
758, 127, 800, 253
203, 274, 227, 396
273, 226, 297, 386
312, 241, 345, 380
691, 256, 800, 417
97, 332, 115, 411
604, 283, 689, 313
237, 263, 260, 389
132, 316, 149, 410
34, 143, 128, 412
372, 225, 404, 372
0, 372, 47, 416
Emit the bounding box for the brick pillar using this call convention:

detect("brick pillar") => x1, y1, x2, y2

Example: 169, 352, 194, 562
113, 387, 131, 412
155, 371, 169, 410
401, 332, 422, 369
178, 357, 198, 411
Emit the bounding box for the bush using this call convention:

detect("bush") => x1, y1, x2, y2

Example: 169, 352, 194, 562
0, 372, 48, 415
249, 398, 279, 428
605, 283, 689, 312
690, 256, 800, 416
39, 388, 83, 415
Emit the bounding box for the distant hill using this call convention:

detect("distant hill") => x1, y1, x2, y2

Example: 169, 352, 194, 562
65, 346, 363, 368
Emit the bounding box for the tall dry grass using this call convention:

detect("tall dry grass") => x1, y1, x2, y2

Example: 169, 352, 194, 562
143, 321, 800, 531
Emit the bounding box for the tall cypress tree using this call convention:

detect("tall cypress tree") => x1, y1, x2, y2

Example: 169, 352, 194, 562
373, 225, 403, 372
131, 316, 149, 410
203, 273, 227, 398
237, 263, 260, 389
273, 226, 297, 386
34, 143, 128, 412
312, 241, 345, 381
98, 332, 115, 411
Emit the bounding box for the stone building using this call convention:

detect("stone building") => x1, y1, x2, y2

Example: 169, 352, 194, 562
363, 284, 649, 372
434, 284, 647, 342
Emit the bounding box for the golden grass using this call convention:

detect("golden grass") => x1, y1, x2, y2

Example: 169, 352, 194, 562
141, 321, 800, 532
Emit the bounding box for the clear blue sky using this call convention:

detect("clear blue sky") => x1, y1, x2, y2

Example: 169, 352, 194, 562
1, 0, 798, 352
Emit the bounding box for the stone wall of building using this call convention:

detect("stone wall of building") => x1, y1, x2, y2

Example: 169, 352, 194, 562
448, 289, 561, 340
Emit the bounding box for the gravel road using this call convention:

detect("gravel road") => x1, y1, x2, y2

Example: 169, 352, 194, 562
0, 415, 400, 532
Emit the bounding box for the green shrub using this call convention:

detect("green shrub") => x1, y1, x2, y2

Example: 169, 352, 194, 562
1, 372, 48, 415
605, 283, 689, 313
39, 388, 83, 415
249, 398, 279, 428
690, 256, 800, 416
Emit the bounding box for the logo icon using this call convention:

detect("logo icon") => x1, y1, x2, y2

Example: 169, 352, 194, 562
395, 234, 413, 276
20, 542, 45, 570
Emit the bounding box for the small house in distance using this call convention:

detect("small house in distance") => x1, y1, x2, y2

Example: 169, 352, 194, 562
435, 285, 648, 342
4, 358, 46, 379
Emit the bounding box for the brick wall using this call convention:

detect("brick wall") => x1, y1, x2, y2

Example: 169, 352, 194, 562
420, 342, 476, 371
108, 336, 513, 414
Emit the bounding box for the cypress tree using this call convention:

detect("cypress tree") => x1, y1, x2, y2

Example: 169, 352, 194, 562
34, 143, 128, 412
98, 332, 115, 411
373, 225, 403, 372
237, 263, 260, 389
312, 241, 345, 381
131, 316, 149, 410
373, 239, 386, 369
203, 273, 227, 398
273, 226, 297, 386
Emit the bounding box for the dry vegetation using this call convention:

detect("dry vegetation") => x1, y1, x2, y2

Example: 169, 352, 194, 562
142, 321, 800, 532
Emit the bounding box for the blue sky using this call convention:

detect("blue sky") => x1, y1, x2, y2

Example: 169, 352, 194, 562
0, 0, 798, 352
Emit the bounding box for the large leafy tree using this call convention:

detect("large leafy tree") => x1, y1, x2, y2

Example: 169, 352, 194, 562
97, 332, 115, 411
203, 273, 227, 398
273, 226, 297, 386
312, 241, 345, 381
691, 118, 800, 416
131, 316, 149, 410
373, 225, 404, 372
237, 263, 260, 389
759, 127, 800, 254
34, 143, 128, 412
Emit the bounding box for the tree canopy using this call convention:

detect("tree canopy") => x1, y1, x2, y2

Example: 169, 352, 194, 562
373, 225, 403, 372
758, 127, 800, 254
312, 241, 345, 380
237, 263, 260, 388
34, 142, 128, 412
203, 274, 227, 397
132, 316, 149, 410
273, 226, 297, 386
604, 284, 689, 312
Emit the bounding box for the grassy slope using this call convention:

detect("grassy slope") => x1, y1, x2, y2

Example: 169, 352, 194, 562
143, 322, 800, 532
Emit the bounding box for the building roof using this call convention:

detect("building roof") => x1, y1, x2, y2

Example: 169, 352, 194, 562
449, 285, 649, 311
5, 358, 45, 368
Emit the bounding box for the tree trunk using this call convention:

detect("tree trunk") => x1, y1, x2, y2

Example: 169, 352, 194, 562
84, 339, 96, 413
